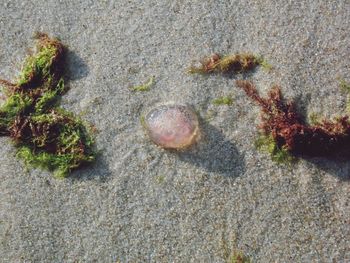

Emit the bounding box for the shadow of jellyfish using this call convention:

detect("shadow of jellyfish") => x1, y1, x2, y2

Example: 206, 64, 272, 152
177, 122, 246, 178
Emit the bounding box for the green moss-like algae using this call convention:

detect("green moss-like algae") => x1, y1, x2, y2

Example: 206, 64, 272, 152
255, 134, 295, 164
213, 96, 234, 106
0, 33, 95, 178
131, 76, 155, 92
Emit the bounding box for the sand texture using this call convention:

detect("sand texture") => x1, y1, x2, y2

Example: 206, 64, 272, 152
0, 0, 349, 262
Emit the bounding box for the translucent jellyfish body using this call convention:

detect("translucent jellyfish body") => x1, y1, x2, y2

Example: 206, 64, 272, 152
143, 104, 200, 149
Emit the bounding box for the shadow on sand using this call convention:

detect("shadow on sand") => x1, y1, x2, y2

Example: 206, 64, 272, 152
64, 50, 90, 81
304, 157, 350, 181
177, 121, 246, 178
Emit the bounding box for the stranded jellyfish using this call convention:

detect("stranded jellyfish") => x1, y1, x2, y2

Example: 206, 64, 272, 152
143, 104, 200, 149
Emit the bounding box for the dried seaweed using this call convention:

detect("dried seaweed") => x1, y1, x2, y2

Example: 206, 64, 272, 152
188, 53, 261, 74
0, 33, 95, 177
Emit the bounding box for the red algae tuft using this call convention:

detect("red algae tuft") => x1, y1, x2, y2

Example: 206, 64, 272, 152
237, 80, 350, 159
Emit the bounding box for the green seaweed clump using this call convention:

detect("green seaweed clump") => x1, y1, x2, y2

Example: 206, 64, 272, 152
213, 96, 234, 106
0, 33, 95, 178
188, 53, 261, 74
255, 134, 295, 164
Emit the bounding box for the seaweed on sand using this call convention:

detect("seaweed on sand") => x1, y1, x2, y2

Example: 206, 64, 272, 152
236, 80, 350, 161
0, 33, 96, 178
188, 53, 262, 74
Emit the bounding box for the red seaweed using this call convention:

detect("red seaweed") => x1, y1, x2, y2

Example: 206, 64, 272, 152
236, 80, 350, 158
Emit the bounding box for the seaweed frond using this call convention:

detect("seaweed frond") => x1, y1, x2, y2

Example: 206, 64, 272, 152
236, 80, 350, 159
131, 76, 155, 92
188, 53, 260, 75
254, 55, 273, 72
229, 251, 252, 263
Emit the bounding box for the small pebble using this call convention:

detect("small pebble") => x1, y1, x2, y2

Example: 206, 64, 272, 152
144, 104, 200, 149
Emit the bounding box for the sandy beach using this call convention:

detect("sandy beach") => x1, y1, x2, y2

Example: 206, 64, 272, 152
0, 1, 349, 262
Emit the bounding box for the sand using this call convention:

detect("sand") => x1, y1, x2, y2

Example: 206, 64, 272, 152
0, 0, 349, 262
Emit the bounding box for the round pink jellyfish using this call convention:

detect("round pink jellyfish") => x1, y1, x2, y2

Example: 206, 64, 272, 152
144, 104, 200, 149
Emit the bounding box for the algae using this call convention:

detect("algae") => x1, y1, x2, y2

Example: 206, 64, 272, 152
213, 96, 234, 106
229, 251, 252, 263
339, 78, 350, 93
255, 134, 295, 164
0, 33, 95, 178
131, 76, 155, 92
188, 53, 262, 75
237, 80, 350, 160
